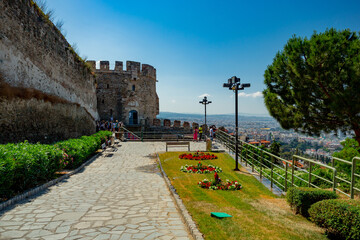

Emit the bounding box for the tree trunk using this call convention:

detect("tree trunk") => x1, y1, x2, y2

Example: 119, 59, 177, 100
352, 123, 360, 148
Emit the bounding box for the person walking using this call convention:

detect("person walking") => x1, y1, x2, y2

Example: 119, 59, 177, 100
198, 126, 203, 141
210, 126, 214, 141
193, 127, 198, 142
115, 120, 119, 132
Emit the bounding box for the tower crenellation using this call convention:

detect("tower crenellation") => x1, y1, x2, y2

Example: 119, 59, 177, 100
100, 61, 109, 71
142, 64, 156, 79
86, 60, 156, 78
126, 61, 141, 73
114, 61, 123, 72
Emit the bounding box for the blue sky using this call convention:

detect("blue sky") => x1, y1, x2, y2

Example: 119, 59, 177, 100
43, 0, 360, 116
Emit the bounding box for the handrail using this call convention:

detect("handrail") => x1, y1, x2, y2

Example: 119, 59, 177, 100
332, 156, 352, 165
294, 155, 336, 170
350, 157, 360, 198
216, 129, 359, 199
120, 126, 141, 140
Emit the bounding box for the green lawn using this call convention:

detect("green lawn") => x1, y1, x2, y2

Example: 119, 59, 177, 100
159, 152, 327, 240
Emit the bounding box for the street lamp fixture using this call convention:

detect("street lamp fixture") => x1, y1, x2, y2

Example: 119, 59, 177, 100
223, 76, 250, 171
199, 96, 212, 132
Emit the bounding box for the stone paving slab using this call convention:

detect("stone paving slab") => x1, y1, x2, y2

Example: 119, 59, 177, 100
0, 142, 206, 240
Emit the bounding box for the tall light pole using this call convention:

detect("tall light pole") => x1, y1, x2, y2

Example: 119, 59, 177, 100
199, 96, 212, 130
223, 76, 250, 171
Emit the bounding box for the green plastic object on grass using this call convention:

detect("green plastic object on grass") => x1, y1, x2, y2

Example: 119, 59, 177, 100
211, 212, 232, 218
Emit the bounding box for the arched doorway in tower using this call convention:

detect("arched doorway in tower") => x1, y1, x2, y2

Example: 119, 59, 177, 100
129, 110, 138, 125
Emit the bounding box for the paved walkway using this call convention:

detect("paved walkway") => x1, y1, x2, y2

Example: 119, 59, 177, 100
0, 142, 206, 240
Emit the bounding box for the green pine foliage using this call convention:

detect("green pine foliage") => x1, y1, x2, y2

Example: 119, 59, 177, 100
286, 187, 337, 217
263, 28, 360, 145
333, 138, 360, 160
309, 199, 360, 240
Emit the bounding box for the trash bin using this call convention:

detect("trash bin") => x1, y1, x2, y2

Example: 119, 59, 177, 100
206, 138, 212, 151
115, 132, 120, 139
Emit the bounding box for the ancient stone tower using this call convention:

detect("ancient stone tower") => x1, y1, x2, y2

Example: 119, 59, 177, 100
87, 60, 159, 126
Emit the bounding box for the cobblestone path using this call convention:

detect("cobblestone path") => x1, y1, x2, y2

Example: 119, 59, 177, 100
0, 142, 205, 240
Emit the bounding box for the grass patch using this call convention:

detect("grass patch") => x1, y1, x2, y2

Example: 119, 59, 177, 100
159, 152, 327, 240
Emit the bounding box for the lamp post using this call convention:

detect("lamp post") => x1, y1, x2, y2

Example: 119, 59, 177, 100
199, 96, 212, 132
223, 76, 250, 171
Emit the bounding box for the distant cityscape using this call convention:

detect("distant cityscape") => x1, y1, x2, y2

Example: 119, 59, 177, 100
158, 112, 348, 160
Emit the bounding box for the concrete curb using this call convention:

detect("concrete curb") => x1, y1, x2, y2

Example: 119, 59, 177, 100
157, 153, 204, 240
0, 151, 102, 212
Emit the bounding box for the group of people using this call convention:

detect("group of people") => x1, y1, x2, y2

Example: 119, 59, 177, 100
193, 125, 216, 142
96, 120, 123, 132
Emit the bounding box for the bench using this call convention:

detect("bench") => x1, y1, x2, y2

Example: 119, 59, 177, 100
166, 141, 190, 152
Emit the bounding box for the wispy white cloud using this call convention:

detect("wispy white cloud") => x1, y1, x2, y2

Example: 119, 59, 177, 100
238, 91, 263, 98
171, 99, 176, 103
198, 93, 210, 98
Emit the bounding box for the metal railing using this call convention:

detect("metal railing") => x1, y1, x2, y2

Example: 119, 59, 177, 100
216, 130, 360, 199
129, 130, 193, 141
118, 127, 194, 142
120, 127, 141, 141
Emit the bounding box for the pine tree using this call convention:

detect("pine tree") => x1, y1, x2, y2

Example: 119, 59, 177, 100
264, 29, 360, 146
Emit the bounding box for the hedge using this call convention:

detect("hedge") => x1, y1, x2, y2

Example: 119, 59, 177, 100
286, 187, 337, 217
0, 131, 112, 199
309, 199, 360, 240
56, 131, 112, 168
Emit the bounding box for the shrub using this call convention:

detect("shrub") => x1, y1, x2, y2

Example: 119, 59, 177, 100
93, 131, 112, 144
309, 199, 360, 240
55, 131, 112, 168
286, 187, 337, 217
0, 131, 112, 199
0, 141, 64, 198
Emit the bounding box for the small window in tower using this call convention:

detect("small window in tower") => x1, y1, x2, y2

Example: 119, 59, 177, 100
132, 85, 135, 91
107, 84, 109, 89
102, 99, 104, 104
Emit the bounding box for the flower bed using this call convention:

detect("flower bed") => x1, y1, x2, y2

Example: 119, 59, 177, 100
180, 162, 222, 174
179, 151, 218, 160
198, 179, 242, 190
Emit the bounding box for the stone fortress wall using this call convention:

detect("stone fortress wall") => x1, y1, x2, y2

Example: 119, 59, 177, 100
88, 60, 159, 126
0, 0, 98, 143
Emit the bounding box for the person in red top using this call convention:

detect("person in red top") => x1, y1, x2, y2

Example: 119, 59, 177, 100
214, 172, 221, 184
193, 127, 198, 142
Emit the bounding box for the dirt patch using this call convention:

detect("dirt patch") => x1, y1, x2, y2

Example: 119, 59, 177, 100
135, 163, 158, 174
249, 198, 291, 217
192, 201, 221, 213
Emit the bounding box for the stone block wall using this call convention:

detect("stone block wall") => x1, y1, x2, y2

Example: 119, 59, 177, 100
163, 119, 171, 127
192, 122, 199, 129
0, 0, 98, 143
0, 97, 93, 143
173, 120, 181, 128
183, 122, 190, 129
153, 118, 161, 126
